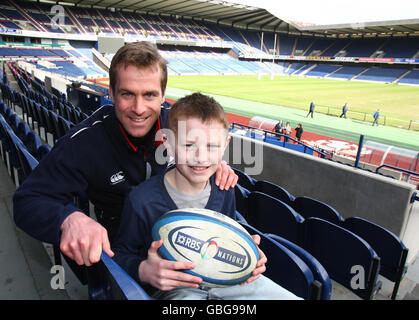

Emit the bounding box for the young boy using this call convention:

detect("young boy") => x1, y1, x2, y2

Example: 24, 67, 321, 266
112, 93, 301, 300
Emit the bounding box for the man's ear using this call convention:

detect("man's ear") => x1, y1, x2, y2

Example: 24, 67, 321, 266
161, 90, 166, 105
109, 87, 115, 103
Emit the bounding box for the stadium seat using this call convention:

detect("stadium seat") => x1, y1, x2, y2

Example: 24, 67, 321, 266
232, 167, 257, 191
15, 138, 38, 183
300, 217, 381, 300
342, 216, 409, 299
1, 119, 28, 185
16, 121, 30, 143
0, 117, 21, 184
246, 191, 304, 243
36, 144, 51, 161
57, 115, 72, 136
24, 130, 43, 159
267, 233, 332, 300
241, 222, 321, 300
291, 196, 344, 225
234, 183, 251, 218
88, 252, 151, 300
40, 106, 55, 145
253, 180, 295, 206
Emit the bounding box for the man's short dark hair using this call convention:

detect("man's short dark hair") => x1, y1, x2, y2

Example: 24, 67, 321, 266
109, 41, 168, 95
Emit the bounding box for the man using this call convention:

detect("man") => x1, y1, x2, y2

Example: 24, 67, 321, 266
13, 42, 237, 267
306, 101, 315, 118
372, 109, 380, 126
339, 103, 348, 119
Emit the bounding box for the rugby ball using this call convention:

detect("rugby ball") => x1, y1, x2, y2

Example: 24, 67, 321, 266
151, 208, 259, 287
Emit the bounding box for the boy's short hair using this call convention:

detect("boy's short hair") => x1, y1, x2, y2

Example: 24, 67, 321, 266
167, 92, 229, 133
109, 41, 168, 95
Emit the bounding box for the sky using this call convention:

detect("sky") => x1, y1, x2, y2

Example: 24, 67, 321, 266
226, 0, 419, 25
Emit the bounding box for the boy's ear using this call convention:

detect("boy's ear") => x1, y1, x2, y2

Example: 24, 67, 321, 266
223, 135, 231, 153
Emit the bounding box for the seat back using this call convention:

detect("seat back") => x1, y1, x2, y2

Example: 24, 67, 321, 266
234, 184, 251, 218
254, 180, 295, 206
301, 217, 380, 300
247, 191, 304, 243
15, 140, 39, 182
232, 167, 257, 191
292, 196, 344, 225
24, 130, 43, 158
342, 216, 408, 299
88, 252, 151, 300
241, 223, 320, 300
36, 144, 51, 161
268, 233, 332, 300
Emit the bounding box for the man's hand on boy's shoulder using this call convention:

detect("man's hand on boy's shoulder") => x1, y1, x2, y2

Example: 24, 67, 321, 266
215, 160, 238, 191
139, 240, 203, 291
242, 234, 267, 285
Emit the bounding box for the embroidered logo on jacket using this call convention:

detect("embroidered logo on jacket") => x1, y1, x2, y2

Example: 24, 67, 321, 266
110, 171, 125, 185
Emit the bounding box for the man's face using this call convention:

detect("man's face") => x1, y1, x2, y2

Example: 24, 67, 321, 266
110, 64, 165, 138
170, 117, 229, 188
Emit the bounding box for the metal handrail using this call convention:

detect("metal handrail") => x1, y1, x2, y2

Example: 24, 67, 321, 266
231, 122, 331, 158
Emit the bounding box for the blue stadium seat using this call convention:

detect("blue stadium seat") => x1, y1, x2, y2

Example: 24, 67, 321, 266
342, 216, 409, 300
241, 222, 321, 300
232, 167, 257, 191
24, 130, 43, 159
234, 183, 250, 218
36, 144, 51, 161
300, 217, 381, 300
267, 233, 332, 300
15, 138, 38, 183
246, 191, 304, 243
88, 252, 151, 300
291, 196, 344, 225
16, 120, 30, 143
253, 180, 295, 206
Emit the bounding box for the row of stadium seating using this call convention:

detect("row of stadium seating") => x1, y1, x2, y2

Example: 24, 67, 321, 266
2, 0, 419, 60
0, 44, 107, 79
284, 62, 419, 84
233, 168, 409, 300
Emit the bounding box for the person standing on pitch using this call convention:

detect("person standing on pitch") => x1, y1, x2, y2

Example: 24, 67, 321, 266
112, 93, 301, 300
295, 123, 303, 142
13, 41, 237, 268
340, 103, 348, 119
306, 101, 315, 118
372, 109, 380, 126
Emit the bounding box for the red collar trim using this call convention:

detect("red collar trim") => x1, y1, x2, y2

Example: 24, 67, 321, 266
118, 117, 163, 152
118, 122, 138, 152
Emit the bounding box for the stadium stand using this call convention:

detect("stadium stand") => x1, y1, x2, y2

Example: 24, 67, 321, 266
1, 0, 418, 85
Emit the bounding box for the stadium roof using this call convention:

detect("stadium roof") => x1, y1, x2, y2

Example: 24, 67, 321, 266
55, 0, 419, 37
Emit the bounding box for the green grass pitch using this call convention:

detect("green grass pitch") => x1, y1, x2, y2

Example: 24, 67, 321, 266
166, 75, 419, 150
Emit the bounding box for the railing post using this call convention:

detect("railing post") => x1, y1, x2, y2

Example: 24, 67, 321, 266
354, 134, 364, 169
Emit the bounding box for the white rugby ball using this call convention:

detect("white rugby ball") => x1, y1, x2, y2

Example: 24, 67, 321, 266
151, 208, 259, 287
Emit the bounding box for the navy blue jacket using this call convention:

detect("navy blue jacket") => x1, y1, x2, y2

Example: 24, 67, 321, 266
13, 104, 170, 245
112, 170, 236, 295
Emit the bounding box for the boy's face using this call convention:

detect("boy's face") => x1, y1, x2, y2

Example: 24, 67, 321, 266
170, 117, 230, 188
110, 64, 165, 138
